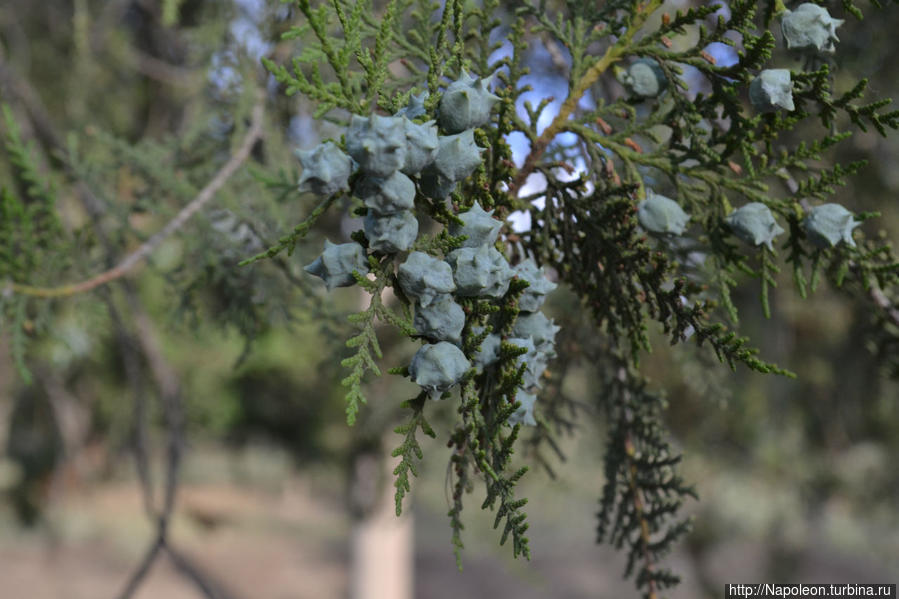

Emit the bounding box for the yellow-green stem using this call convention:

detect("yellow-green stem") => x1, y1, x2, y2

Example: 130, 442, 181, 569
509, 0, 664, 194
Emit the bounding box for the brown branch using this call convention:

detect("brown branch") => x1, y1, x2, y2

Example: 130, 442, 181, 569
7, 93, 265, 299
115, 321, 187, 599
131, 307, 184, 516
115, 532, 165, 599
115, 298, 158, 520
114, 290, 188, 599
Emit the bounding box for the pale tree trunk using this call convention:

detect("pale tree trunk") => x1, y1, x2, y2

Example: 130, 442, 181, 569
348, 446, 414, 599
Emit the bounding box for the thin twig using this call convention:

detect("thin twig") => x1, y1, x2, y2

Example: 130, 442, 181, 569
131, 307, 183, 516
113, 293, 187, 599
869, 286, 899, 328
7, 93, 265, 298
115, 533, 165, 599
507, 0, 663, 196
117, 298, 158, 520
167, 546, 244, 599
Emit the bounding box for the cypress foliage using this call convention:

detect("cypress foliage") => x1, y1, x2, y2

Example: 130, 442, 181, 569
248, 0, 899, 593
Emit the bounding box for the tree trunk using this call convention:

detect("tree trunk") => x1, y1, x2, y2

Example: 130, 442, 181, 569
348, 449, 413, 599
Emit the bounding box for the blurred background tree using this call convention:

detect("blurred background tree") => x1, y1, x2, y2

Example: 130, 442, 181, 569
0, 1, 897, 598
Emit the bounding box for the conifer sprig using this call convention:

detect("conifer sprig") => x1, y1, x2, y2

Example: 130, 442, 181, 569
243, 0, 898, 593
341, 256, 415, 425
391, 392, 436, 515
597, 363, 697, 599
0, 104, 68, 381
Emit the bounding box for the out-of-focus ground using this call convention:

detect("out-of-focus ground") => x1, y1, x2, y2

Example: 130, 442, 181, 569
0, 430, 894, 599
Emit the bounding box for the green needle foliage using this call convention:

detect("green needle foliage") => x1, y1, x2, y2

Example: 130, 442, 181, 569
341, 255, 415, 424
596, 358, 696, 595
0, 105, 70, 382
391, 391, 436, 515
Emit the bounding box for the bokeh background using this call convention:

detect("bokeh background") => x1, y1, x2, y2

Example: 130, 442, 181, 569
0, 1, 897, 598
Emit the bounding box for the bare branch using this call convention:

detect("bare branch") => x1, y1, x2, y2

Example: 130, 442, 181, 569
869, 286, 899, 328
7, 93, 265, 299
